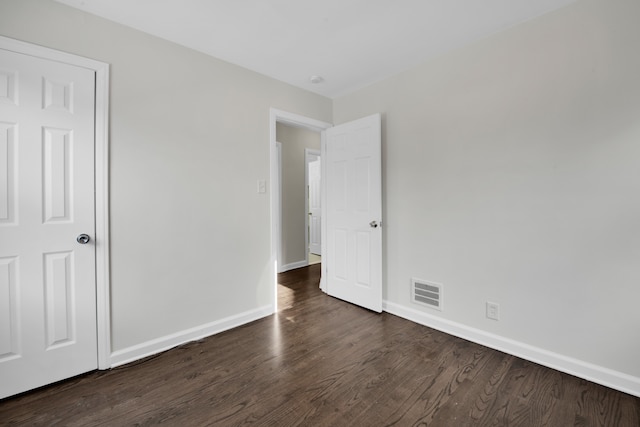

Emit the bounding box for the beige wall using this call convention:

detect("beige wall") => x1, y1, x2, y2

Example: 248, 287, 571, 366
334, 0, 640, 386
0, 0, 331, 352
276, 123, 320, 268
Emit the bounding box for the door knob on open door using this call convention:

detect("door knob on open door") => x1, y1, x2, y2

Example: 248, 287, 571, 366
76, 234, 91, 244
369, 221, 379, 228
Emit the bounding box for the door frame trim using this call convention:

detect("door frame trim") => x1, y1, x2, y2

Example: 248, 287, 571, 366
0, 36, 111, 369
275, 141, 283, 272
269, 109, 331, 310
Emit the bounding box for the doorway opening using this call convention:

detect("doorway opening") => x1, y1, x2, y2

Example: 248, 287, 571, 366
276, 124, 321, 273
269, 109, 332, 311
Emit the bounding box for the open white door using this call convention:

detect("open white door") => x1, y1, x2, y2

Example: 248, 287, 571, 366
324, 114, 382, 312
0, 48, 98, 399
308, 157, 322, 256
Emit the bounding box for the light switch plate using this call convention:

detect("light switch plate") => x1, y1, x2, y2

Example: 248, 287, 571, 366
257, 179, 266, 194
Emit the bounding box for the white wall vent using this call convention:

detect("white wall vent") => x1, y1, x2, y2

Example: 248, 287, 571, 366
412, 278, 442, 311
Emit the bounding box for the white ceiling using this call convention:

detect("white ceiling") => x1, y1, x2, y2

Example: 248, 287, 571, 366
54, 0, 577, 98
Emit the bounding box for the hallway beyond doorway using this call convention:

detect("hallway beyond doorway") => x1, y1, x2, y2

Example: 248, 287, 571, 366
308, 253, 321, 265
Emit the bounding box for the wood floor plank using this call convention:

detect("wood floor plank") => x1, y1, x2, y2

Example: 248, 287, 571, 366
1, 264, 638, 426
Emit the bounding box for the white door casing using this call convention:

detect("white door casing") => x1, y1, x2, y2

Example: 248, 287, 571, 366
0, 38, 110, 398
324, 114, 382, 312
308, 157, 321, 255
275, 141, 283, 272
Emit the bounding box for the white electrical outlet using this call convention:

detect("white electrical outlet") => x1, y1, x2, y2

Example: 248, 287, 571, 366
486, 302, 500, 321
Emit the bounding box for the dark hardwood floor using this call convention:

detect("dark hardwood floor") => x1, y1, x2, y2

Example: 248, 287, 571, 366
1, 264, 639, 426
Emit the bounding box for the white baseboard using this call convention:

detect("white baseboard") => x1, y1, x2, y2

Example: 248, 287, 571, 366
109, 305, 274, 368
383, 300, 640, 398
278, 260, 308, 273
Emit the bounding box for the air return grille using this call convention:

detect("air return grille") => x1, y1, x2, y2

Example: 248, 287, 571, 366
412, 278, 442, 311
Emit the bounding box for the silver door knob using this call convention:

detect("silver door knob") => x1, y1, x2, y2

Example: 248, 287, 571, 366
76, 234, 91, 244
369, 221, 378, 228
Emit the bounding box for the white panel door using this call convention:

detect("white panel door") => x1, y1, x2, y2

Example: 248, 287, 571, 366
308, 158, 322, 255
324, 114, 382, 312
0, 48, 97, 399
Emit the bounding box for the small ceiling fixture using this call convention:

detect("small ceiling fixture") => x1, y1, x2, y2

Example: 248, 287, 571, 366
309, 75, 324, 84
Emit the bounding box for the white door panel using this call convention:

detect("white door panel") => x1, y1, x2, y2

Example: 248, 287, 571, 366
324, 114, 382, 312
0, 48, 97, 399
309, 158, 322, 255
